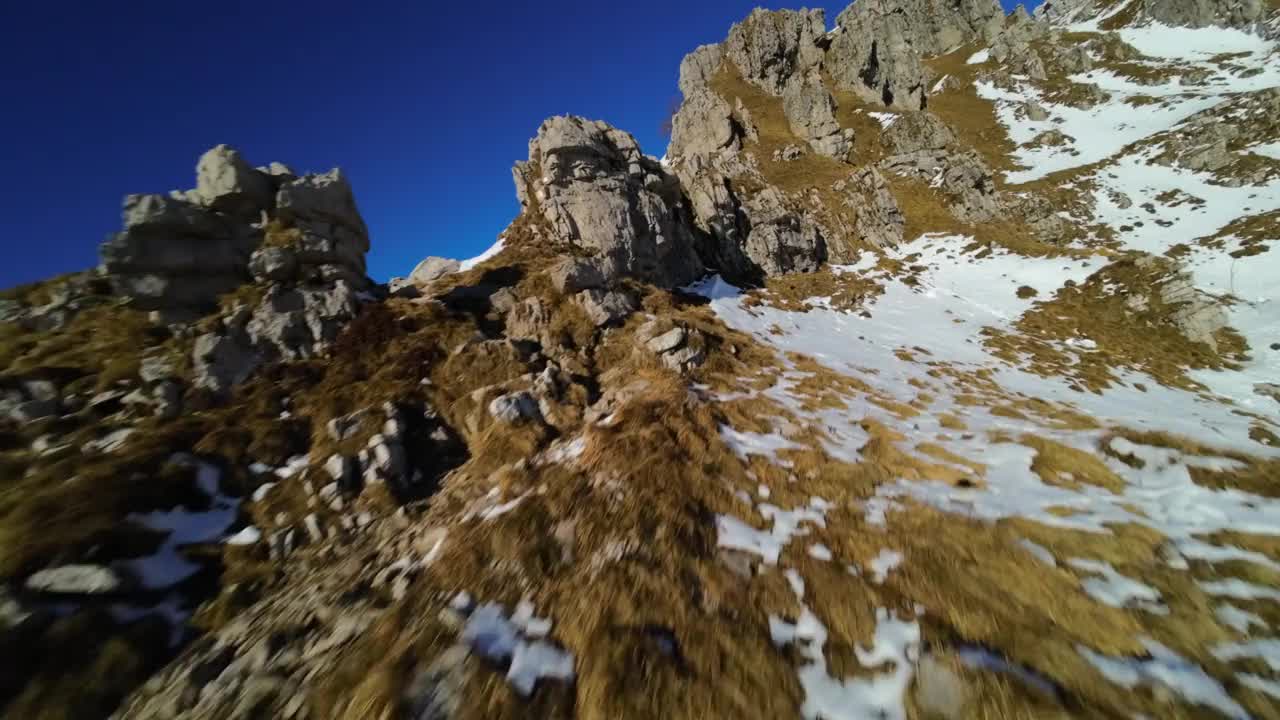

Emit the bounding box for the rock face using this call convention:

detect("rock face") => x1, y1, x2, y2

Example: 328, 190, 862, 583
99, 194, 257, 312
723, 8, 827, 96
513, 116, 706, 288
827, 0, 1004, 109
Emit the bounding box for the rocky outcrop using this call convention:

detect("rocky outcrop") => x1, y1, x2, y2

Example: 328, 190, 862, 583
99, 193, 258, 312
513, 116, 707, 288
827, 0, 1004, 109
783, 70, 856, 158
877, 111, 1002, 222
99, 147, 376, 393
101, 147, 371, 320
723, 9, 827, 96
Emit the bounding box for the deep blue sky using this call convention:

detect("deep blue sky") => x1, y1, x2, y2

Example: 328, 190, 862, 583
1, 0, 1036, 288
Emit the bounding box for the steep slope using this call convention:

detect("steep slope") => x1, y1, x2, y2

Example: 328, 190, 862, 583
2, 0, 1280, 719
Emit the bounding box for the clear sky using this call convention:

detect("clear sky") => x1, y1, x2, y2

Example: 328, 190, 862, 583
0, 0, 1038, 289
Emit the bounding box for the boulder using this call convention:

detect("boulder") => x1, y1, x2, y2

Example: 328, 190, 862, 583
577, 289, 637, 328
410, 257, 461, 284
842, 168, 906, 250
276, 169, 368, 240
549, 258, 606, 294
881, 112, 957, 156
488, 391, 542, 425
194, 144, 274, 216
249, 246, 299, 282
1144, 0, 1265, 28
192, 333, 260, 394
506, 297, 552, 345
514, 116, 706, 288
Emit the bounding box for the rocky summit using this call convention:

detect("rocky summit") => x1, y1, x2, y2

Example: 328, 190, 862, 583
3, 0, 1280, 718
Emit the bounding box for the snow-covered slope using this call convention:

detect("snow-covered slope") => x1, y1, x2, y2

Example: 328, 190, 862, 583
691, 17, 1280, 720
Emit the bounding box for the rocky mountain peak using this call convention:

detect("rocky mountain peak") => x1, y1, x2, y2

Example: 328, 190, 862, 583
4, 0, 1280, 717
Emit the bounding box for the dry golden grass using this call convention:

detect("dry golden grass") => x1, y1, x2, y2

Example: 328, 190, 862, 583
924, 45, 1021, 178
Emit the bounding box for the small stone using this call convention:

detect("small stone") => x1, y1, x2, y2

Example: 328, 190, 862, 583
647, 327, 687, 354
25, 564, 123, 594
914, 654, 969, 719
303, 514, 324, 544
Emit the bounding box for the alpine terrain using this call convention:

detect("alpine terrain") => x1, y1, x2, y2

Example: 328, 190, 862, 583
2, 0, 1280, 718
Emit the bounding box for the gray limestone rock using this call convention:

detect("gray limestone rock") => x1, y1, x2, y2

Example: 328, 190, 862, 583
783, 71, 854, 159
723, 8, 827, 95
194, 144, 274, 216
192, 333, 260, 394
549, 258, 606, 294
488, 391, 543, 425
827, 0, 1003, 109
515, 116, 706, 288
739, 187, 827, 275
410, 257, 461, 284
248, 246, 299, 282
577, 289, 637, 328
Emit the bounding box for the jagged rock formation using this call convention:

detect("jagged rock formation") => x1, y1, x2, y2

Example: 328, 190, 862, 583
6, 0, 1280, 718
101, 146, 369, 321
828, 0, 1004, 109
512, 116, 706, 288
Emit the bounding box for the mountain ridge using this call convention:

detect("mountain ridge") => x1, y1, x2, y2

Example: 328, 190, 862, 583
2, 0, 1280, 718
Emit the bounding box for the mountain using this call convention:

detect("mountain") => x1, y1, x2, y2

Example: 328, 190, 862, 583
2, 0, 1279, 718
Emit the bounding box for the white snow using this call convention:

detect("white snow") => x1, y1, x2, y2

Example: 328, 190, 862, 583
1116, 23, 1275, 61
1080, 639, 1247, 719
720, 424, 802, 464
1068, 558, 1167, 614
124, 459, 238, 589
1017, 538, 1058, 566
1213, 638, 1280, 672
966, 49, 991, 65
1249, 141, 1280, 160
459, 237, 506, 271
460, 601, 575, 696
808, 543, 833, 561
977, 23, 1280, 183
868, 549, 903, 584
771, 606, 921, 720
716, 497, 830, 565
1199, 579, 1280, 603
1214, 604, 1267, 634
224, 526, 261, 546
275, 455, 310, 479
868, 112, 900, 128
